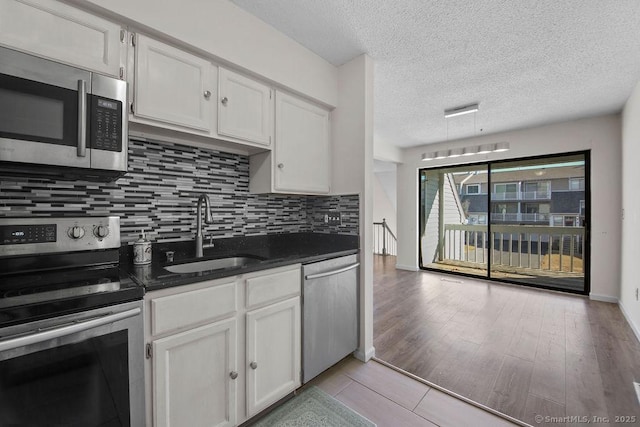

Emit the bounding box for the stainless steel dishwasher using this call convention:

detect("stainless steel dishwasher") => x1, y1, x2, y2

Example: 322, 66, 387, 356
302, 254, 359, 383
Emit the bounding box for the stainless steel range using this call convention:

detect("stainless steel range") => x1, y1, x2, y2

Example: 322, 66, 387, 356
0, 216, 144, 426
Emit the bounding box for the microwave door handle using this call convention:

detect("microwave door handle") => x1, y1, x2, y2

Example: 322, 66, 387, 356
77, 79, 87, 157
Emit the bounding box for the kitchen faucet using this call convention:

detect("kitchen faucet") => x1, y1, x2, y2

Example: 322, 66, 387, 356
195, 194, 214, 258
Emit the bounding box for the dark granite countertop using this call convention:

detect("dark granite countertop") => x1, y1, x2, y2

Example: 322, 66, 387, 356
121, 233, 359, 292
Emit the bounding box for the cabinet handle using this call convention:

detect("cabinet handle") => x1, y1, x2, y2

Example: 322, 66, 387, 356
203, 90, 211, 99
250, 361, 258, 370
229, 371, 238, 380
277, 163, 284, 169
221, 96, 228, 105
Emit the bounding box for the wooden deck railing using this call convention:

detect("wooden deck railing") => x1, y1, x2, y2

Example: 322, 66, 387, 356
442, 223, 585, 273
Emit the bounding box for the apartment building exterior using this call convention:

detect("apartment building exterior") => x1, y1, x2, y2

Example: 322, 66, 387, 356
454, 167, 586, 227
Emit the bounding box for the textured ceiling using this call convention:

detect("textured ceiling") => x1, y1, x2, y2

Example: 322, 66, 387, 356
231, 0, 640, 148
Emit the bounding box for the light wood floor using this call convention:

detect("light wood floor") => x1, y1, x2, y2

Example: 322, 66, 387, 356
308, 357, 521, 427
373, 255, 640, 426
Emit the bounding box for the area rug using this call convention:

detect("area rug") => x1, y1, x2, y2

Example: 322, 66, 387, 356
251, 386, 376, 427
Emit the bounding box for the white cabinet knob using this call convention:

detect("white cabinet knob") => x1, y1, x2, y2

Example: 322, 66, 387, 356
203, 90, 211, 99
277, 163, 284, 169
221, 96, 228, 105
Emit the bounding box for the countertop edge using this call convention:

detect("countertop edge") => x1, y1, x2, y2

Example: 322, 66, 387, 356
134, 248, 360, 292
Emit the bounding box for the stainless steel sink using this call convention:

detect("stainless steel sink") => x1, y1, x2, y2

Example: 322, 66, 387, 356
164, 256, 261, 274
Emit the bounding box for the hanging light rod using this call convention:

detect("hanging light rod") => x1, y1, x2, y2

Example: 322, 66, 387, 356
421, 142, 509, 161
444, 103, 479, 118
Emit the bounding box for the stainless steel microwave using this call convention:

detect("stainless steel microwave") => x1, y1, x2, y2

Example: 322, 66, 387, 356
0, 46, 127, 181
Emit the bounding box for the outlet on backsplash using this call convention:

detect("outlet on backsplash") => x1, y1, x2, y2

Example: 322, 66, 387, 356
323, 211, 342, 225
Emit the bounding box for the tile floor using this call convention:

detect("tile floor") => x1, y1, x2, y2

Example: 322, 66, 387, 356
307, 356, 524, 427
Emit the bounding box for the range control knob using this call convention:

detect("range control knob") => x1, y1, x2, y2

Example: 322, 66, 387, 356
94, 225, 109, 239
68, 226, 85, 240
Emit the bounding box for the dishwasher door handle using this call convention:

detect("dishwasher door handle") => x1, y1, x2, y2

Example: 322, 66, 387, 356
304, 262, 360, 280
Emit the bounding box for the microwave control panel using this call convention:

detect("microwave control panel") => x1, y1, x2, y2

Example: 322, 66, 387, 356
91, 96, 122, 152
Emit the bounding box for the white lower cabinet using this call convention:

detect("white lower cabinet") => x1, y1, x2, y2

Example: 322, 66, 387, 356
153, 318, 237, 427
145, 264, 301, 427
246, 297, 301, 418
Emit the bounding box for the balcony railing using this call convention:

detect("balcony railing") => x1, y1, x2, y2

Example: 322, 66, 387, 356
490, 190, 551, 200
441, 223, 585, 274
490, 212, 550, 223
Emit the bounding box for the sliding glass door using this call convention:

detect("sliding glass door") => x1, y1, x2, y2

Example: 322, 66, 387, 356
419, 152, 589, 294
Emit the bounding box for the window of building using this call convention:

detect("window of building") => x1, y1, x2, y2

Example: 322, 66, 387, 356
466, 184, 480, 194
493, 183, 518, 200
569, 178, 585, 191
552, 215, 564, 226
523, 181, 551, 199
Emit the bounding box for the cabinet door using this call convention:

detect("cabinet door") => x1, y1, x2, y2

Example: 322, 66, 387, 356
153, 318, 237, 427
134, 34, 213, 131
218, 67, 272, 146
274, 91, 330, 193
246, 297, 301, 417
0, 0, 123, 76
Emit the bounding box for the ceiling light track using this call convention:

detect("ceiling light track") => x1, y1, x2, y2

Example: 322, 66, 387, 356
421, 142, 509, 161
444, 103, 479, 118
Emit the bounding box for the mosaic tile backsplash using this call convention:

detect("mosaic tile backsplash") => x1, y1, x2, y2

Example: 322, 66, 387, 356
0, 138, 359, 243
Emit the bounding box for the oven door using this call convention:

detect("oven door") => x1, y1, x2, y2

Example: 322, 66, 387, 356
0, 300, 144, 427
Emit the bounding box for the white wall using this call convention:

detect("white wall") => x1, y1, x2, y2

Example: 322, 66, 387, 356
620, 81, 640, 339
331, 54, 375, 361
74, 0, 338, 107
374, 137, 402, 163
398, 115, 622, 300
373, 172, 396, 235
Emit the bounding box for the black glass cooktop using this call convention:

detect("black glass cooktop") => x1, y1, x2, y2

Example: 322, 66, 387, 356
0, 258, 143, 328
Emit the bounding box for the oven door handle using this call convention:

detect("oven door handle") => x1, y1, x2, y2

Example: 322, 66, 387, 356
0, 307, 141, 353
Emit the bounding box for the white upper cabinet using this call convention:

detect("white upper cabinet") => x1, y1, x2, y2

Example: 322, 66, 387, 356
133, 34, 213, 131
0, 0, 124, 77
274, 91, 330, 194
218, 67, 272, 146
249, 91, 331, 195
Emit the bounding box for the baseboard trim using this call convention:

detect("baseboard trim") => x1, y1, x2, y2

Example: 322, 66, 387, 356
589, 293, 618, 303
619, 300, 640, 344
353, 346, 375, 362
395, 264, 419, 272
